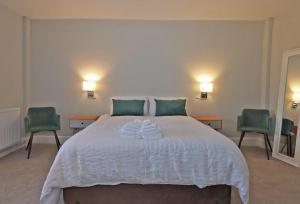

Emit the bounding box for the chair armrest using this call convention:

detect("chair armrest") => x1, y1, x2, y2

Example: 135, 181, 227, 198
24, 116, 30, 133
237, 115, 243, 130
56, 114, 61, 130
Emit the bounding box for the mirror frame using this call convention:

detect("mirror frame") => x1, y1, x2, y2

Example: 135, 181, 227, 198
273, 48, 300, 167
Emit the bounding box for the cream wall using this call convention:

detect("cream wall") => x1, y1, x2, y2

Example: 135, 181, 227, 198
0, 4, 23, 108
30, 20, 265, 136
270, 7, 300, 115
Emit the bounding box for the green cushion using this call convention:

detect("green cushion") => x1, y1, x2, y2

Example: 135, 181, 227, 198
238, 126, 269, 134
29, 125, 59, 132
112, 99, 145, 116
155, 99, 187, 116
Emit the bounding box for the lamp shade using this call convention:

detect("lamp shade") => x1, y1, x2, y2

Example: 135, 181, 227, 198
200, 82, 213, 93
292, 92, 300, 102
82, 80, 96, 91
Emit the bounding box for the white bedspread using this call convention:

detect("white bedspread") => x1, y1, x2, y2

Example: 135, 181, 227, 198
41, 115, 249, 204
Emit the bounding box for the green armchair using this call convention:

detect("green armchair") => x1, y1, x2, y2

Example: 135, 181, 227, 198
237, 109, 273, 159
281, 118, 294, 157
25, 107, 61, 159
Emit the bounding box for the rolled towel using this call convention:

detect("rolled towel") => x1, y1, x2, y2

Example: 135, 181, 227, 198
142, 127, 161, 133
142, 119, 152, 125
142, 130, 161, 135
142, 131, 159, 135
120, 130, 141, 139
120, 133, 140, 139
141, 120, 162, 139
142, 126, 160, 132
122, 119, 142, 129
142, 124, 158, 129
120, 120, 142, 139
120, 119, 162, 140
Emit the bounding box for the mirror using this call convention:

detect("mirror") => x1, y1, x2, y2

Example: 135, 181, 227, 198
273, 48, 300, 167
280, 55, 300, 157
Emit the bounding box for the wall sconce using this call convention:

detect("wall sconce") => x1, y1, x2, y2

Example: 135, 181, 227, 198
292, 92, 300, 109
82, 80, 96, 99
197, 82, 213, 100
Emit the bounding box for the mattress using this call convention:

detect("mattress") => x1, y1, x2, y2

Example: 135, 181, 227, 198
40, 115, 249, 204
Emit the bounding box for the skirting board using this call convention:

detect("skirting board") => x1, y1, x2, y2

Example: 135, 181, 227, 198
0, 138, 26, 158
31, 135, 70, 144
230, 136, 266, 149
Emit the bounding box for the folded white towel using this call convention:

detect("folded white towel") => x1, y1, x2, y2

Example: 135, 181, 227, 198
141, 120, 162, 140
142, 119, 152, 125
120, 132, 141, 139
142, 127, 161, 132
120, 120, 142, 139
142, 131, 161, 136
142, 124, 158, 129
120, 119, 162, 139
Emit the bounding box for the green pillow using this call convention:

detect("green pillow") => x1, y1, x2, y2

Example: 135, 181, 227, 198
112, 99, 145, 116
155, 99, 187, 116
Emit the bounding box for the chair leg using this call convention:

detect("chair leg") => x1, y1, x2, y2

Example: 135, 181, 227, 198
27, 133, 34, 159
292, 138, 295, 157
280, 142, 287, 153
26, 135, 31, 150
266, 134, 272, 152
263, 134, 270, 160
53, 131, 61, 150
289, 137, 293, 157
287, 136, 292, 157
238, 131, 245, 148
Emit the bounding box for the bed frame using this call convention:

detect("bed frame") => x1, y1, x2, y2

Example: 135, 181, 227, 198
64, 184, 231, 204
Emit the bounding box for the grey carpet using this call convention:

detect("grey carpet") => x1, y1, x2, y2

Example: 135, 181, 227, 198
0, 145, 300, 204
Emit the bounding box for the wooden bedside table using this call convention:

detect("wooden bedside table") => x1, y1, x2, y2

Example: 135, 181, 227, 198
69, 115, 100, 134
192, 116, 223, 130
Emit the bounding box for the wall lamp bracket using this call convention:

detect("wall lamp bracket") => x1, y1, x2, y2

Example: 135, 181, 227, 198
292, 101, 299, 109
201, 92, 208, 100
196, 82, 213, 100
83, 80, 96, 99
196, 92, 208, 100
87, 91, 96, 99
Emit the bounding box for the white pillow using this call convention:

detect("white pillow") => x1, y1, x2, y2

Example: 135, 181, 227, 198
110, 96, 148, 116
148, 96, 189, 116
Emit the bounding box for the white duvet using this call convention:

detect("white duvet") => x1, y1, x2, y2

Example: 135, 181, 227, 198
41, 115, 249, 204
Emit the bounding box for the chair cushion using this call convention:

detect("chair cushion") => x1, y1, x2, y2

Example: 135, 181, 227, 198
29, 125, 59, 133
238, 126, 269, 134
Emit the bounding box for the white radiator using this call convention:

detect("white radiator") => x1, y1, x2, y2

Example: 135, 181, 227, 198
0, 108, 21, 151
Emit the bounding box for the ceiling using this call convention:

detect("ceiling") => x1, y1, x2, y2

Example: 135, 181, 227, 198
0, 0, 298, 20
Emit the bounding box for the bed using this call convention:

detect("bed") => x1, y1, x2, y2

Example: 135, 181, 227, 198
40, 115, 249, 204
